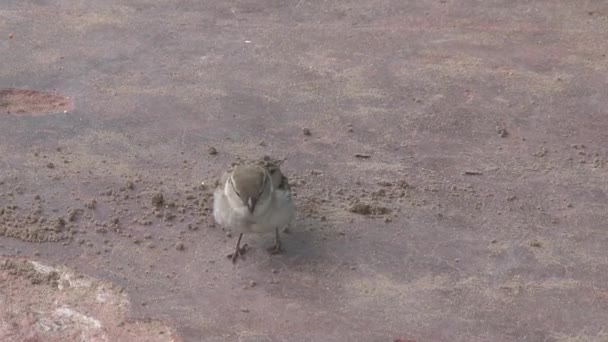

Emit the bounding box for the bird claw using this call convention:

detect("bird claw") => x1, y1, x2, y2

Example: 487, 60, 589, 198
227, 244, 248, 263
267, 244, 282, 255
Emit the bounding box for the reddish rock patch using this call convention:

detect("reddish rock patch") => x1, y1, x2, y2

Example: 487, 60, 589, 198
0, 88, 72, 115
0, 257, 178, 342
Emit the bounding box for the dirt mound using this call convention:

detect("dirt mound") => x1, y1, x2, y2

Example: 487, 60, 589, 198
0, 205, 73, 243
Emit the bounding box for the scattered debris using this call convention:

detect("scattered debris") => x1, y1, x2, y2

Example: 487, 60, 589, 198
349, 202, 391, 216
84, 199, 97, 210
152, 193, 164, 208
496, 126, 508, 137
67, 208, 83, 222
533, 147, 548, 157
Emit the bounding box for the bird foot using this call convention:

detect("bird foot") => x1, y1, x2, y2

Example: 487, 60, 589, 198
227, 244, 248, 263
267, 244, 282, 255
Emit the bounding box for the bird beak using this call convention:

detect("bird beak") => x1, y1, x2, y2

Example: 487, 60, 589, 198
247, 197, 256, 213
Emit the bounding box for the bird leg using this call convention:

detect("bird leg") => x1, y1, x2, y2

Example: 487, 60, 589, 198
227, 233, 248, 263
268, 228, 283, 255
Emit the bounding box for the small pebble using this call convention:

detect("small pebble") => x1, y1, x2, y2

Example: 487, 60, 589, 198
302, 127, 311, 136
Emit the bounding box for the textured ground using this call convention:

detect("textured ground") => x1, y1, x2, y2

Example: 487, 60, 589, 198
1, 0, 608, 341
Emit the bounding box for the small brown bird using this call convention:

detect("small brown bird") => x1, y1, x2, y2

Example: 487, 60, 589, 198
213, 161, 295, 263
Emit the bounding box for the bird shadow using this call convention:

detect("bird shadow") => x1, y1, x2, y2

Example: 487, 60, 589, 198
245, 217, 326, 270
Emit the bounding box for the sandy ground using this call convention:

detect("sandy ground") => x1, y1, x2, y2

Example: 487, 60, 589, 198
1, 0, 608, 341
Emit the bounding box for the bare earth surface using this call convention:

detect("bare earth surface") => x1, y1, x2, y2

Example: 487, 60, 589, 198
1, 1, 608, 341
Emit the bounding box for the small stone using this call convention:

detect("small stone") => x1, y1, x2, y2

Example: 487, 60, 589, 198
302, 127, 312, 136
175, 242, 185, 250
46, 162, 55, 169
225, 231, 232, 238
496, 126, 508, 137
240, 308, 249, 313
249, 280, 257, 287
208, 146, 218, 155
151, 193, 164, 208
